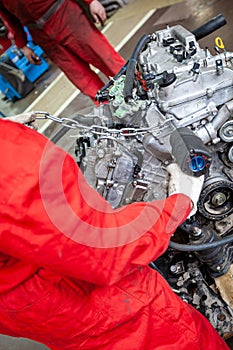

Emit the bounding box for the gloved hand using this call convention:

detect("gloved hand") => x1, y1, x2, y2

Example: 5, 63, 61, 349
5, 111, 38, 130
166, 162, 205, 218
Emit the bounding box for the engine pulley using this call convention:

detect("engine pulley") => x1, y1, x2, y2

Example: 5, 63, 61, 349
198, 180, 233, 220
219, 120, 233, 143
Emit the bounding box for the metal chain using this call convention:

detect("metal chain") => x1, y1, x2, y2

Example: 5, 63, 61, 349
34, 111, 63, 124
34, 111, 171, 136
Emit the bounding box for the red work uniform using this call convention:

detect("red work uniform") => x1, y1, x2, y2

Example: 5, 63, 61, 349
0, 119, 230, 350
0, 0, 126, 100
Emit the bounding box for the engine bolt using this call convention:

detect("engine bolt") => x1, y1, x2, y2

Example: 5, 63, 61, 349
191, 227, 202, 237
217, 313, 226, 321
211, 192, 227, 206
170, 265, 178, 273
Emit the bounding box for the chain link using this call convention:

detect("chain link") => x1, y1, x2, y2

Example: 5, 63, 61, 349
34, 111, 171, 137
34, 111, 63, 124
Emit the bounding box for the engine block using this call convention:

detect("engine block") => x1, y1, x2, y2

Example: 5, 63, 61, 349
64, 17, 233, 338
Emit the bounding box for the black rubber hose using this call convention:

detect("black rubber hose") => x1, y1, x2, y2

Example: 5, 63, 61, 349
96, 63, 128, 97
123, 34, 151, 103
169, 233, 233, 252
192, 14, 227, 41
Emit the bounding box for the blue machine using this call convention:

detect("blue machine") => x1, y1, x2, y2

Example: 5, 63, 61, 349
0, 73, 24, 101
0, 28, 49, 101
6, 42, 49, 84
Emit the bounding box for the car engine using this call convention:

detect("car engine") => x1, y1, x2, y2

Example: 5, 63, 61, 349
48, 14, 233, 339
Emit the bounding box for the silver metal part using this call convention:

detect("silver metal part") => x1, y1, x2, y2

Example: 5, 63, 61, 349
38, 23, 233, 338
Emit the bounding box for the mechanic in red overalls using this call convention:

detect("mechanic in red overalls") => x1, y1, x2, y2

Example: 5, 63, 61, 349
0, 0, 126, 102
0, 113, 230, 350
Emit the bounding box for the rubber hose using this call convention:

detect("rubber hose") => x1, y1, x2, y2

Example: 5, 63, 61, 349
97, 63, 128, 95
169, 233, 233, 252
192, 14, 226, 41
123, 34, 150, 102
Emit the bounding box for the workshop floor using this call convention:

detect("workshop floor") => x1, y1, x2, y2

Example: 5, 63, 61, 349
0, 0, 233, 349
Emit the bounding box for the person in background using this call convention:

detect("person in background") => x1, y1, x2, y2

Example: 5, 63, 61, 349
0, 113, 230, 350
0, 0, 126, 103
0, 17, 11, 54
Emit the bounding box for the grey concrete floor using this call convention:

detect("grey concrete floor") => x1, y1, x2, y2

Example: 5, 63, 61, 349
1, 0, 233, 349
0, 336, 49, 350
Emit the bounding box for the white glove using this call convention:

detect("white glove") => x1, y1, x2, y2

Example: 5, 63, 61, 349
5, 111, 38, 130
167, 163, 205, 218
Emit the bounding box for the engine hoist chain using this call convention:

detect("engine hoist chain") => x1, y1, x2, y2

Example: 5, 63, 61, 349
34, 111, 172, 137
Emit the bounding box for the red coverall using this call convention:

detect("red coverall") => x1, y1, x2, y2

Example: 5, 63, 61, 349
0, 0, 126, 100
0, 119, 229, 350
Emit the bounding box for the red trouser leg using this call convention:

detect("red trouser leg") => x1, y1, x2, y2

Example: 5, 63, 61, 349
30, 0, 126, 99
52, 0, 126, 78
45, 44, 106, 100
